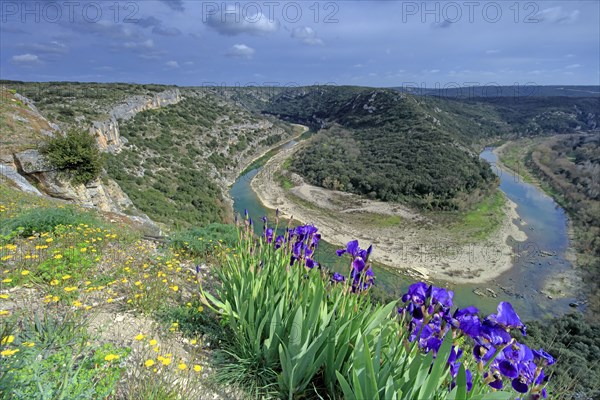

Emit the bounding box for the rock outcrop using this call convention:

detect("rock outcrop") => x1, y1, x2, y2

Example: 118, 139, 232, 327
91, 89, 182, 153
12, 149, 134, 214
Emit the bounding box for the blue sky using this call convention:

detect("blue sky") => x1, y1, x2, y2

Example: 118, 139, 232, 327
1, 0, 598, 87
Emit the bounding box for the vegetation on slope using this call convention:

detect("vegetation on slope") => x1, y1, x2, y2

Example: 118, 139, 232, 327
0, 181, 236, 399
42, 130, 104, 185
105, 90, 294, 229
264, 86, 498, 210
1, 80, 171, 126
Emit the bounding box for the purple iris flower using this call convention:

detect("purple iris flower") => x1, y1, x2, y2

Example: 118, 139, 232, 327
261, 216, 267, 223
264, 228, 274, 243
274, 235, 285, 249
331, 272, 346, 282
401, 282, 428, 305
488, 302, 526, 335
533, 349, 555, 366
428, 286, 454, 309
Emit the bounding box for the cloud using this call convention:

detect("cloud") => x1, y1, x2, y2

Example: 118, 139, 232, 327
94, 66, 115, 72
535, 7, 579, 24
166, 60, 180, 68
10, 53, 41, 65
485, 49, 501, 55
152, 25, 182, 36
291, 27, 324, 46
19, 41, 68, 55
136, 16, 162, 28
206, 4, 278, 36
123, 39, 155, 50
136, 16, 181, 36
160, 0, 184, 12
227, 44, 255, 58
565, 64, 581, 69
432, 20, 452, 29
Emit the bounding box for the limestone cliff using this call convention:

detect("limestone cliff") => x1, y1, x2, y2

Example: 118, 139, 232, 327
0, 87, 178, 234
91, 89, 182, 153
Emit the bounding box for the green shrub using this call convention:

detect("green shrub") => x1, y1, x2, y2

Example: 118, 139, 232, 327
42, 130, 104, 185
0, 206, 100, 237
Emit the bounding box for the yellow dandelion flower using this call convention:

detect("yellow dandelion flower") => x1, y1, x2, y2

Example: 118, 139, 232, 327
50, 279, 59, 286
193, 365, 202, 372
149, 339, 158, 346
64, 286, 78, 292
107, 298, 114, 303
190, 339, 197, 345
104, 354, 119, 362
22, 342, 35, 347
134, 281, 142, 286
45, 238, 53, 243
134, 334, 146, 341
0, 294, 9, 300
62, 275, 71, 280
170, 285, 179, 292
160, 358, 172, 366
72, 300, 82, 307
1, 335, 15, 344
53, 254, 63, 260
144, 359, 155, 367
21, 270, 30, 276
0, 310, 9, 316
1, 349, 19, 357
178, 363, 187, 371
2, 279, 12, 284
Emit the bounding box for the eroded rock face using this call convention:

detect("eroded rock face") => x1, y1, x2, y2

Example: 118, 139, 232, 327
91, 89, 182, 154
13, 149, 133, 213
13, 149, 53, 174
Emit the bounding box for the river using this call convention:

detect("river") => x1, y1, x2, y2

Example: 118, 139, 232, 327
230, 139, 578, 320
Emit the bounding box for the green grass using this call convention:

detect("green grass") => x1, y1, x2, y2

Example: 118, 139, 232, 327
0, 206, 102, 237
452, 189, 506, 241
497, 141, 538, 184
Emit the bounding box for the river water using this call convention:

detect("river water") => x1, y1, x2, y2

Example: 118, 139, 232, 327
230, 140, 578, 321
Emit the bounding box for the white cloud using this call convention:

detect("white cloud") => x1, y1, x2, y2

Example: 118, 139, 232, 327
166, 60, 180, 68
565, 64, 581, 69
10, 53, 40, 65
291, 27, 324, 46
20, 41, 68, 55
206, 4, 278, 36
485, 49, 501, 55
123, 39, 155, 50
152, 25, 181, 36
535, 7, 579, 24
227, 44, 255, 58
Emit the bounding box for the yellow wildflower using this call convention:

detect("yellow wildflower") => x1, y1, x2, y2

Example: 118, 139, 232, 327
104, 354, 120, 362
144, 359, 155, 367
193, 365, 202, 372
1, 335, 15, 344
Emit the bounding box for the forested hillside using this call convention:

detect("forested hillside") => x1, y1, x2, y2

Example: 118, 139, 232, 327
264, 86, 498, 209
105, 89, 296, 228
262, 85, 598, 210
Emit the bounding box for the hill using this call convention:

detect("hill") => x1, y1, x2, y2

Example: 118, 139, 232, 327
260, 85, 598, 209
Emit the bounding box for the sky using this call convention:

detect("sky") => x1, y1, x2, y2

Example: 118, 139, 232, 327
0, 0, 599, 88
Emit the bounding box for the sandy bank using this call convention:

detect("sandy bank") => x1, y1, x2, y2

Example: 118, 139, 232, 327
251, 143, 528, 284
